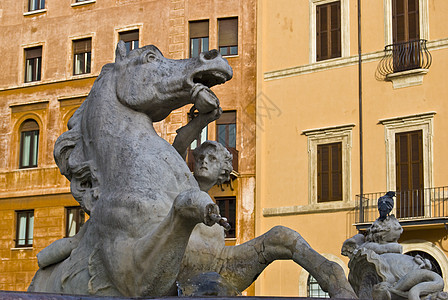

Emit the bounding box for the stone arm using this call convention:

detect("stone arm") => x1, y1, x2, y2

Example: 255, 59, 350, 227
172, 107, 222, 160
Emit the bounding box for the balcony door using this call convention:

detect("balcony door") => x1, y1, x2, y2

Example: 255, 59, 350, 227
395, 130, 424, 218
392, 0, 420, 71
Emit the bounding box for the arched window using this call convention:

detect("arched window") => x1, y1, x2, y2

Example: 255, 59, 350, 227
405, 250, 443, 278
307, 274, 330, 298
19, 119, 39, 169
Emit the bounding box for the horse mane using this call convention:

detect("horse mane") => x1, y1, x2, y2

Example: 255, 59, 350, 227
53, 45, 160, 213
54, 63, 115, 214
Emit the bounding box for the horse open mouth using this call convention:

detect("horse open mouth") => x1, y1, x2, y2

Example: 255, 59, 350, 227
190, 70, 231, 113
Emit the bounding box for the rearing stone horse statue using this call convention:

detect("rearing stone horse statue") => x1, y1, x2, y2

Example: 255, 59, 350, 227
28, 42, 357, 298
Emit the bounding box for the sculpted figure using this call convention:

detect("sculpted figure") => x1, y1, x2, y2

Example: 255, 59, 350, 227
342, 209, 445, 299
28, 42, 356, 299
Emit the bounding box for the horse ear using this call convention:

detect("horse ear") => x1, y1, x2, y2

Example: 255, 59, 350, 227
115, 40, 127, 62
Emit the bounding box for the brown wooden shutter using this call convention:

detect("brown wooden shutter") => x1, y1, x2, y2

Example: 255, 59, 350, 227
395, 130, 424, 217
189, 20, 209, 39
316, 1, 341, 61
216, 111, 236, 125
119, 30, 139, 42
392, 0, 419, 43
219, 18, 238, 47
25, 46, 42, 59
73, 38, 91, 54
408, 0, 419, 40
331, 143, 342, 199
317, 142, 342, 202
21, 119, 39, 131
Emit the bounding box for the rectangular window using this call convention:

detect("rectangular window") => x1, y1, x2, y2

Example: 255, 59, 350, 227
73, 38, 91, 75
119, 30, 139, 53
316, 1, 341, 61
216, 111, 236, 149
218, 17, 238, 56
16, 210, 34, 247
215, 196, 236, 238
66, 207, 85, 237
391, 0, 420, 72
317, 142, 342, 202
395, 130, 424, 218
28, 0, 45, 11
19, 120, 39, 169
25, 46, 42, 83
392, 0, 419, 43
189, 20, 209, 58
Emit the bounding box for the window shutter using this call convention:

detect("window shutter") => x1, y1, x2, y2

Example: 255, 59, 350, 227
25, 47, 42, 59
216, 111, 236, 125
392, 0, 419, 43
189, 20, 209, 39
331, 143, 342, 199
317, 142, 342, 202
316, 1, 340, 61
219, 18, 238, 47
119, 30, 139, 42
408, 0, 419, 40
21, 119, 39, 131
330, 2, 341, 58
73, 38, 92, 54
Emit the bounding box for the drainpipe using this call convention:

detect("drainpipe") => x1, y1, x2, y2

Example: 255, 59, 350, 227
358, 0, 364, 224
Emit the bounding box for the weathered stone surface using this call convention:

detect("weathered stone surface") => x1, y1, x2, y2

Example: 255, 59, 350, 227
28, 43, 356, 299
343, 215, 444, 300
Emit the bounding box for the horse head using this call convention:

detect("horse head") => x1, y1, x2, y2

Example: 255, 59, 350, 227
114, 41, 233, 122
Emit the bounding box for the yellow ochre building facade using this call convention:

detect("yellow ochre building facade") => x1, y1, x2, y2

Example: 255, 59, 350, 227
0, 0, 256, 292
256, 0, 448, 297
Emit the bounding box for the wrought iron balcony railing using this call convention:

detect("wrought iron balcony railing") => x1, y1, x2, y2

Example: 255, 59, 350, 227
376, 39, 432, 78
354, 186, 448, 225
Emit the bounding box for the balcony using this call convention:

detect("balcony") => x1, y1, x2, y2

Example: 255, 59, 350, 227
186, 147, 239, 175
376, 39, 432, 88
354, 186, 448, 230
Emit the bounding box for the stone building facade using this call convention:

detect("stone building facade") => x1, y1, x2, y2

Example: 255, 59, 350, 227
0, 0, 256, 292
256, 0, 448, 297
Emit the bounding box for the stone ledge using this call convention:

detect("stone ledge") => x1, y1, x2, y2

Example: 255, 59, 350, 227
0, 290, 325, 299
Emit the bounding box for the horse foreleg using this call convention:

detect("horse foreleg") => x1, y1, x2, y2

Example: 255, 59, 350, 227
100, 189, 222, 297
217, 226, 357, 299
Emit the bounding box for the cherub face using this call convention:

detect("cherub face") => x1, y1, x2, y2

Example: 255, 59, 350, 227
194, 147, 222, 183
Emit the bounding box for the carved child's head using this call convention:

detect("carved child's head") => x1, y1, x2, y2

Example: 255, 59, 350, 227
193, 141, 233, 187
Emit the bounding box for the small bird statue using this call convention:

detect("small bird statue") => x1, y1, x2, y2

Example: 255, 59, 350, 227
378, 191, 395, 221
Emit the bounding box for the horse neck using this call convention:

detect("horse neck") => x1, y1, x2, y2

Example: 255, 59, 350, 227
81, 71, 158, 170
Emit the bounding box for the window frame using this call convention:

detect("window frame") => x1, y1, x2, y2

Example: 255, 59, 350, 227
218, 17, 238, 57
384, 0, 429, 46
73, 38, 92, 76
379, 112, 434, 217
66, 206, 85, 237
215, 196, 236, 239
307, 274, 330, 298
317, 142, 343, 203
28, 0, 45, 12
216, 111, 237, 149
119, 30, 140, 53
189, 20, 209, 58
302, 124, 354, 207
309, 0, 349, 64
316, 1, 341, 61
24, 46, 42, 83
15, 210, 34, 248
19, 119, 40, 169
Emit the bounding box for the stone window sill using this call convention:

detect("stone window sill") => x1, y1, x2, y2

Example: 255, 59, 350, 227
11, 247, 33, 251
386, 68, 429, 89
71, 0, 96, 7
23, 9, 47, 16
